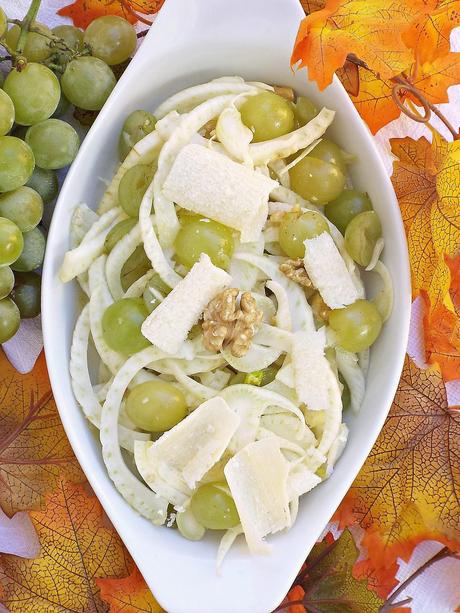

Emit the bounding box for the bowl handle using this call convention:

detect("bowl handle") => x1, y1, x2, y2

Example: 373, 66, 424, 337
142, 0, 305, 54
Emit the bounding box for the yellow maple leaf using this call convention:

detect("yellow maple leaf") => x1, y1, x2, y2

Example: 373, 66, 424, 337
0, 352, 84, 515
97, 566, 165, 612
0, 481, 132, 611
336, 356, 460, 597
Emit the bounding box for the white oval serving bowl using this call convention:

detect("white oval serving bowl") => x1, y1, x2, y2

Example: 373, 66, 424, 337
42, 0, 411, 611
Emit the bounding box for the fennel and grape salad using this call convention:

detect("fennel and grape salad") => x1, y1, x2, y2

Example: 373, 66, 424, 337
59, 77, 393, 564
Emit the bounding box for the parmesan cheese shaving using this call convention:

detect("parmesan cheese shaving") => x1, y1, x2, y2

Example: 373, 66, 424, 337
141, 254, 231, 355
162, 144, 277, 243
224, 438, 291, 554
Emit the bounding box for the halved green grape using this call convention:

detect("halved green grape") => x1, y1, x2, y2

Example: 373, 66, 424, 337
344, 210, 382, 267
4, 63, 60, 126
0, 136, 35, 192
11, 271, 41, 318
329, 299, 382, 353
0, 90, 14, 136
324, 189, 372, 235
104, 218, 137, 254
119, 110, 156, 161
0, 266, 14, 299
52, 93, 71, 119
102, 297, 150, 354
62, 57, 116, 111
52, 25, 84, 51
0, 297, 20, 343
11, 227, 45, 272
190, 482, 239, 530
309, 138, 347, 174
279, 210, 329, 258
25, 119, 80, 170
0, 218, 23, 267
26, 167, 59, 204
6, 22, 53, 63
240, 91, 295, 142
174, 215, 234, 270
0, 7, 7, 38
0, 187, 43, 232
84, 16, 137, 66
126, 380, 187, 432
118, 163, 156, 218
295, 96, 318, 126
289, 156, 345, 206
120, 246, 151, 292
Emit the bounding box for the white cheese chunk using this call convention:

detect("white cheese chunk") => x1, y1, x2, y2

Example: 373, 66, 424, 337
224, 438, 290, 554
162, 143, 277, 242
141, 253, 231, 354
303, 232, 360, 309
135, 397, 240, 506
291, 328, 340, 412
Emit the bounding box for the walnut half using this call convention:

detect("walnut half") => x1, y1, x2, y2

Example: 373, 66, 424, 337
279, 258, 312, 288
202, 289, 263, 358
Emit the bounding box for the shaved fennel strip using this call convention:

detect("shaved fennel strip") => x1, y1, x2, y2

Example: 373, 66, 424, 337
371, 260, 393, 322
138, 181, 183, 288
268, 159, 290, 188
106, 222, 142, 300
70, 203, 99, 247
153, 83, 258, 118
217, 526, 243, 572
229, 236, 264, 291
98, 131, 163, 214
253, 323, 292, 352
153, 94, 238, 246
165, 360, 217, 402
266, 280, 292, 331
100, 346, 169, 523
123, 270, 155, 298
222, 343, 282, 373
366, 237, 385, 271
282, 139, 321, 172
335, 348, 365, 414
270, 186, 318, 211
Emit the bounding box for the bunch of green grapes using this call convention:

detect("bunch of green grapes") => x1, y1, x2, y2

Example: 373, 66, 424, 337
0, 6, 138, 343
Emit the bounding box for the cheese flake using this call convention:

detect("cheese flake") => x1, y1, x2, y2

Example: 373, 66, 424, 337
162, 144, 277, 242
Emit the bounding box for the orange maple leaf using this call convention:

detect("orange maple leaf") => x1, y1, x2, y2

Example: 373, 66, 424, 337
97, 566, 165, 612
0, 480, 132, 611
335, 356, 460, 597
58, 0, 164, 29
447, 253, 460, 314
0, 351, 84, 515
291, 0, 421, 90
403, 0, 460, 64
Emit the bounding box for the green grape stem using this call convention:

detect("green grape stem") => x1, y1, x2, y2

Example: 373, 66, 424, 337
15, 0, 42, 58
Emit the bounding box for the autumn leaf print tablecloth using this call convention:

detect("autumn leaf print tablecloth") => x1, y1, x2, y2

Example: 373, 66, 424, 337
1, 1, 460, 612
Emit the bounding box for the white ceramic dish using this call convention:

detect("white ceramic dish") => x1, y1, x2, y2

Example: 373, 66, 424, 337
42, 0, 411, 611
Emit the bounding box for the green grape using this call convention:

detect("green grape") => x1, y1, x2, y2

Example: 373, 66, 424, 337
6, 22, 52, 62
126, 380, 187, 432
0, 266, 14, 299
119, 110, 156, 161
0, 217, 23, 267
309, 139, 347, 174
289, 156, 345, 205
0, 7, 7, 38
25, 119, 80, 170
0, 187, 43, 232
101, 297, 150, 354
118, 164, 156, 217
329, 299, 382, 353
52, 25, 84, 51
190, 483, 239, 530
240, 91, 295, 142
0, 72, 4, 88
11, 227, 45, 272
84, 16, 137, 66
344, 211, 382, 267
0, 90, 14, 136
120, 246, 151, 292
62, 57, 116, 111
26, 167, 59, 204
4, 63, 60, 126
11, 271, 41, 318
52, 93, 71, 118
279, 210, 329, 258
0, 136, 35, 192
0, 297, 20, 343
295, 96, 318, 126
104, 218, 137, 254
324, 189, 372, 235
174, 215, 234, 270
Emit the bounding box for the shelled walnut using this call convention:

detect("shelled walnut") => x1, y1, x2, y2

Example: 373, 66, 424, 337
279, 258, 312, 288
202, 289, 263, 357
